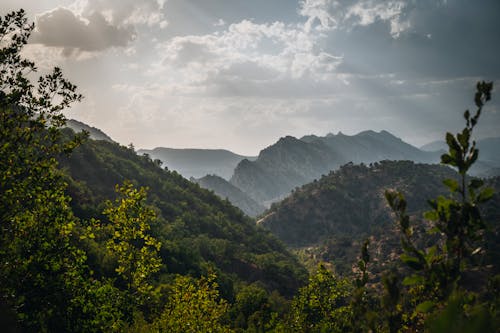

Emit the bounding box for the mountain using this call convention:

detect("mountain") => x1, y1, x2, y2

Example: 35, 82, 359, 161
230, 136, 341, 205
313, 130, 438, 164
420, 140, 447, 152
258, 160, 500, 275
137, 147, 256, 180
258, 161, 455, 247
420, 137, 500, 177
59, 130, 307, 297
476, 137, 500, 165
66, 119, 114, 142
230, 130, 440, 206
193, 174, 266, 217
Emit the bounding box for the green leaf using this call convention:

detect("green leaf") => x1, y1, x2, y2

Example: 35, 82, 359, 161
442, 178, 459, 192
457, 128, 470, 150
463, 110, 470, 121
440, 153, 454, 165
400, 253, 424, 271
402, 275, 424, 286
424, 210, 438, 221
477, 187, 494, 203
446, 133, 461, 154
469, 178, 484, 190
416, 301, 435, 313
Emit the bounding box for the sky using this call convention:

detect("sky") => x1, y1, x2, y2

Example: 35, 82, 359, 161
2, 0, 500, 155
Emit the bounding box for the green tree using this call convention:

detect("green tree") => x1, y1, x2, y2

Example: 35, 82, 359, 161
384, 82, 496, 331
0, 8, 89, 331
287, 264, 352, 332
104, 182, 162, 306
154, 274, 233, 333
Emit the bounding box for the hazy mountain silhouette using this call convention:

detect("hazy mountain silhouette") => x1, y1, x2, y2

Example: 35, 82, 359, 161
420, 136, 500, 177
137, 147, 256, 180
66, 119, 114, 142
193, 174, 265, 217
231, 130, 440, 206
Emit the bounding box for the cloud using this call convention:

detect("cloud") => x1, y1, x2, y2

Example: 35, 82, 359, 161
344, 1, 408, 37
299, 0, 340, 31
75, 0, 168, 28
19, 0, 498, 154
151, 19, 344, 98
299, 0, 410, 37
29, 0, 168, 55
31, 7, 135, 53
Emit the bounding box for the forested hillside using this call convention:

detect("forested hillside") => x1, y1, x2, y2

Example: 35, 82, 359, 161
193, 174, 266, 217
59, 133, 307, 298
259, 161, 500, 275
260, 161, 457, 246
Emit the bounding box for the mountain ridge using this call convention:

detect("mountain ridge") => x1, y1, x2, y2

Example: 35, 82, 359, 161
66, 119, 114, 142
230, 130, 442, 207
192, 174, 265, 217
137, 147, 256, 180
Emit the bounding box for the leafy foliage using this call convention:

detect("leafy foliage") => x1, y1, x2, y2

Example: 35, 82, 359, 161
0, 9, 88, 332
154, 274, 232, 332
104, 182, 162, 305
382, 81, 497, 330
287, 265, 352, 332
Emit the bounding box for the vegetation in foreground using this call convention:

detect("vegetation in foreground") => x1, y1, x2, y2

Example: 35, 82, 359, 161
1, 9, 499, 332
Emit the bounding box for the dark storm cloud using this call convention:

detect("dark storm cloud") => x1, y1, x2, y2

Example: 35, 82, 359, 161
31, 7, 135, 53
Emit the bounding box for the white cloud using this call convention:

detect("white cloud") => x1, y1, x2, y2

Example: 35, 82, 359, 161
299, 0, 411, 37
74, 0, 167, 28
214, 19, 226, 27
31, 7, 135, 52
345, 1, 409, 37
149, 19, 343, 98
29, 0, 168, 56
299, 0, 340, 32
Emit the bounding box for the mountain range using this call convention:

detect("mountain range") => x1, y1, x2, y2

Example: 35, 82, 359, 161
137, 147, 256, 180
229, 130, 441, 208
67, 120, 500, 219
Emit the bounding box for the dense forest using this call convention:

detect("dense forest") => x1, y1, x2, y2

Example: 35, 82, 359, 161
260, 161, 500, 277
1, 9, 499, 332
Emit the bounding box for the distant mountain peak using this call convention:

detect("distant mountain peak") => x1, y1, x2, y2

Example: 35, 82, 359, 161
356, 129, 378, 137
136, 147, 256, 180
66, 119, 114, 143
277, 135, 300, 144
194, 174, 265, 217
